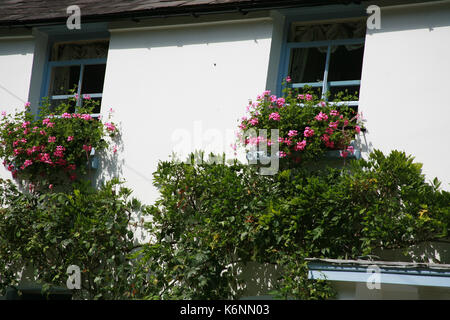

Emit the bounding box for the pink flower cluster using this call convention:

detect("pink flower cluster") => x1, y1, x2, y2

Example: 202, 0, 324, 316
104, 122, 116, 132
294, 140, 307, 151
303, 127, 314, 138
269, 113, 280, 121
0, 106, 118, 183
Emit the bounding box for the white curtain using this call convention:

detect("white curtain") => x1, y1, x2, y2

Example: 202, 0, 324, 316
289, 21, 365, 82
51, 40, 109, 61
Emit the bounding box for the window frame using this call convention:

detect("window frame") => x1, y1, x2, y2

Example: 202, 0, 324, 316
285, 37, 365, 106
276, 6, 367, 106
40, 29, 110, 118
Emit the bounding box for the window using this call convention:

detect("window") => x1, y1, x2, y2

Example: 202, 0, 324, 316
44, 39, 109, 116
282, 19, 366, 106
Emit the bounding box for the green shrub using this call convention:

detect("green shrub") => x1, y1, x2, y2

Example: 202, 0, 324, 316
0, 178, 144, 299
135, 150, 450, 299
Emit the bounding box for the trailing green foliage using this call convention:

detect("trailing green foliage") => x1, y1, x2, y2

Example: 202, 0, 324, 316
134, 150, 450, 299
0, 178, 144, 299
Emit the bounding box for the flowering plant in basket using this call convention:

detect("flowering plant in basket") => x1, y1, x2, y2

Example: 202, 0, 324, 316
237, 78, 364, 166
0, 96, 118, 190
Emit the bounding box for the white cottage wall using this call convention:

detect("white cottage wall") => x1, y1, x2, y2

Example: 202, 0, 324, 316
0, 35, 35, 180
359, 1, 450, 191
99, 18, 273, 204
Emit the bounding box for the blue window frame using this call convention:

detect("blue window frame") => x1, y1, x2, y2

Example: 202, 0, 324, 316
285, 38, 365, 107
39, 26, 110, 117
276, 7, 367, 107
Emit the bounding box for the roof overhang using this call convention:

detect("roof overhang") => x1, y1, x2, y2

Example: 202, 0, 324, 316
307, 258, 450, 288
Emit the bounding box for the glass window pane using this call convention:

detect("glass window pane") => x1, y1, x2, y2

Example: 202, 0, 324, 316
81, 64, 106, 94
49, 99, 76, 113
82, 97, 102, 114
289, 47, 327, 83
50, 40, 109, 61
49, 66, 80, 96
328, 45, 364, 81
328, 85, 360, 101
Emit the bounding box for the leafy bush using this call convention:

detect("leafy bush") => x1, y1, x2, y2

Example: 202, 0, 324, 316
0, 98, 118, 189
0, 178, 144, 299
134, 154, 275, 299
135, 150, 450, 299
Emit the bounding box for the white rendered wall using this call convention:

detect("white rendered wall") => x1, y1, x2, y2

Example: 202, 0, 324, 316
359, 2, 450, 191
100, 19, 273, 204
0, 36, 35, 180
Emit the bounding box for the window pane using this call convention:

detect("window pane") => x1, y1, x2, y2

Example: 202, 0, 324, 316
289, 47, 327, 83
328, 45, 364, 81
50, 40, 109, 61
82, 97, 102, 114
49, 99, 76, 113
49, 66, 80, 96
81, 64, 106, 94
328, 85, 360, 101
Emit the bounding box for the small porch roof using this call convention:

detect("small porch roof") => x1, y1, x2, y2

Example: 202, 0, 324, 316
307, 258, 450, 288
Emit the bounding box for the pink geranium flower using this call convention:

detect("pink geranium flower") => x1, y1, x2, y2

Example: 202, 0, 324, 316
355, 125, 361, 134
104, 122, 116, 131
305, 94, 313, 101
23, 159, 33, 168
315, 112, 328, 121
340, 150, 349, 158
278, 151, 287, 158
249, 118, 258, 126
330, 110, 339, 116
329, 121, 339, 129
48, 136, 56, 143
303, 127, 315, 138
287, 130, 298, 137
269, 112, 280, 121
67, 136, 74, 141
294, 140, 307, 151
